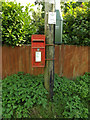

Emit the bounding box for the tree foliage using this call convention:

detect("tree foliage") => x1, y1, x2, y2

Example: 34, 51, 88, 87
32, 1, 45, 34
33, 1, 90, 46
2, 1, 90, 46
62, 2, 90, 46
2, 1, 36, 46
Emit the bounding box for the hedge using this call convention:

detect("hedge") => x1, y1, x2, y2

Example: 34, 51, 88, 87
2, 1, 90, 46
2, 1, 36, 46
62, 2, 90, 46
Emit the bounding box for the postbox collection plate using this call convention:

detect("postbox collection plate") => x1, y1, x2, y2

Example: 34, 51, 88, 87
35, 51, 41, 62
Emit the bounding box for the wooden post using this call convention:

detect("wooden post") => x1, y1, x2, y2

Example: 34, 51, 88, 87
44, 1, 55, 100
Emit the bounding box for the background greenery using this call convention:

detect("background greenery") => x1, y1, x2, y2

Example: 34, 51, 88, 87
2, 1, 36, 46
32, 1, 90, 46
62, 2, 90, 46
2, 1, 90, 46
2, 72, 90, 118
2, 1, 90, 118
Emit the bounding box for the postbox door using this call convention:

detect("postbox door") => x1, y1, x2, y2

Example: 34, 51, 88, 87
32, 48, 45, 67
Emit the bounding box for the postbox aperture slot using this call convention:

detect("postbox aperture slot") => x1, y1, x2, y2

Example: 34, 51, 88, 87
33, 40, 44, 42
33, 41, 44, 42
32, 41, 45, 48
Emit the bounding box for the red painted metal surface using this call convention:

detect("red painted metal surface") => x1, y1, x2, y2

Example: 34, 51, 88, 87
31, 35, 45, 67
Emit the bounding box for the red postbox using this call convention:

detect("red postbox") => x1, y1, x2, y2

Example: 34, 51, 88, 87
31, 35, 45, 67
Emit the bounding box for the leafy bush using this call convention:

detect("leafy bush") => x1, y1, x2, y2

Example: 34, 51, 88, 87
62, 2, 90, 46
62, 96, 88, 118
2, 1, 90, 46
0, 79, 2, 119
53, 73, 89, 118
2, 72, 89, 118
32, 2, 90, 46
2, 1, 36, 46
75, 72, 90, 102
2, 72, 48, 118
32, 2, 45, 35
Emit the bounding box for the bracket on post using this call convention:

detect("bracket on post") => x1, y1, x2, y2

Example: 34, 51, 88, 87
45, 44, 54, 46
45, 58, 56, 61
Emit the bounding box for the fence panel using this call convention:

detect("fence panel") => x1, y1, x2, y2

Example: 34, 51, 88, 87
1, 45, 90, 79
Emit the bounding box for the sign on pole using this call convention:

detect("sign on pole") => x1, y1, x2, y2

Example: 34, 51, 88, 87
48, 12, 56, 24
45, 0, 55, 4
49, 0, 55, 4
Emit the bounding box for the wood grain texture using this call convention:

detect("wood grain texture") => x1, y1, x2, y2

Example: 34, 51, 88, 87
1, 45, 90, 79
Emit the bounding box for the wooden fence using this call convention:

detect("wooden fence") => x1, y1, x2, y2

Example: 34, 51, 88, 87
1, 45, 90, 79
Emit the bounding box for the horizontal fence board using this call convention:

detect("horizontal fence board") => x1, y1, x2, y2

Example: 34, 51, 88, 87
1, 45, 90, 79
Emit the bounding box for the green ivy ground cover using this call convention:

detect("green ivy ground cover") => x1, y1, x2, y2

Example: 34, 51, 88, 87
2, 72, 90, 118
0, 79, 2, 119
